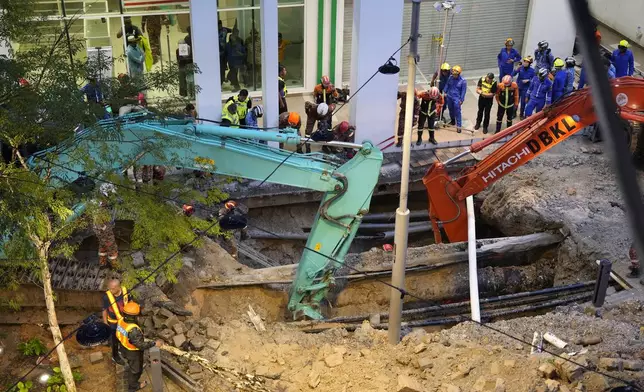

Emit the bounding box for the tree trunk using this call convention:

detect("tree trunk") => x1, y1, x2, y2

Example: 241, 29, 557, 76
39, 249, 77, 392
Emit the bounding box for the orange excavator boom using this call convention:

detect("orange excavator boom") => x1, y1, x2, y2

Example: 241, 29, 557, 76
423, 76, 644, 243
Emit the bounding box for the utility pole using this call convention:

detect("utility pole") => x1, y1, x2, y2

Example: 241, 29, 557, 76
388, 0, 421, 345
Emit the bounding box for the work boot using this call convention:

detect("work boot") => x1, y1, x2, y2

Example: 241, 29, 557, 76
457, 128, 462, 134
496, 122, 502, 133
428, 131, 437, 145
450, 119, 456, 126
416, 131, 423, 146
520, 114, 526, 121
507, 121, 513, 128
395, 140, 402, 148
483, 127, 489, 134
474, 123, 481, 131
112, 356, 125, 366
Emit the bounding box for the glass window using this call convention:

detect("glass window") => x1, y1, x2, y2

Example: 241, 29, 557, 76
62, 0, 117, 15
122, 0, 190, 13
218, 8, 262, 93
278, 5, 304, 88
217, 0, 257, 9
278, 0, 304, 4
31, 0, 64, 17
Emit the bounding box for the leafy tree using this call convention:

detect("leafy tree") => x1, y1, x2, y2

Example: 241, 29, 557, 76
1, 1, 223, 390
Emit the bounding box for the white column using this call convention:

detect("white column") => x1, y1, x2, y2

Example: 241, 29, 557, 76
523, 0, 576, 60
334, 0, 345, 85
190, 0, 222, 120
261, 0, 279, 148
349, 0, 404, 145
466, 196, 481, 323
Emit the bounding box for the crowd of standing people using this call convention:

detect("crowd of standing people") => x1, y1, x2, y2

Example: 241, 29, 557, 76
395, 26, 637, 145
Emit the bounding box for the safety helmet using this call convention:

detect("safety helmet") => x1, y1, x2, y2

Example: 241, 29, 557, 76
440, 62, 451, 71
502, 75, 512, 86
428, 86, 440, 100
538, 68, 549, 79
553, 58, 565, 68
486, 72, 495, 80
338, 121, 350, 133
321, 75, 330, 86
328, 103, 336, 113
505, 38, 515, 46
538, 40, 549, 50
287, 112, 300, 126
317, 103, 329, 116
565, 56, 576, 67
224, 200, 237, 210
252, 105, 263, 117
522, 56, 533, 63
99, 183, 115, 197
451, 65, 462, 75
619, 39, 630, 48
123, 302, 140, 316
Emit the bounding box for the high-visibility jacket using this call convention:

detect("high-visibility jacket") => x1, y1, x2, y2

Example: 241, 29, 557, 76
105, 286, 129, 324
222, 101, 240, 127
116, 319, 139, 351
496, 82, 519, 109
477, 77, 497, 97
229, 95, 251, 119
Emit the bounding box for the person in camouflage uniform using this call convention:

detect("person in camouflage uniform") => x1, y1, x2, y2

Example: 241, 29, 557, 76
93, 183, 118, 268
396, 90, 420, 147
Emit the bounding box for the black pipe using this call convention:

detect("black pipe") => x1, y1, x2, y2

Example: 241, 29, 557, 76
303, 221, 430, 232
248, 223, 433, 241
361, 210, 429, 222
323, 281, 596, 324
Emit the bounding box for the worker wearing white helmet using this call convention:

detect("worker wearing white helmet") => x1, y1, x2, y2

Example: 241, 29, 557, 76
304, 101, 335, 152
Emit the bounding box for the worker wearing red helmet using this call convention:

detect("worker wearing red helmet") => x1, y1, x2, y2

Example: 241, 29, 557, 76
116, 301, 163, 392
323, 121, 356, 157
313, 75, 339, 105
416, 86, 443, 145
495, 75, 519, 133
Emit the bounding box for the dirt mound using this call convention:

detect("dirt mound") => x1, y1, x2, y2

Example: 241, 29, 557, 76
480, 137, 634, 283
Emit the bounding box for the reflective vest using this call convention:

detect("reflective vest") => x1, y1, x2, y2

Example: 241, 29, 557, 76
105, 286, 129, 324
233, 96, 250, 118
222, 101, 240, 126
479, 77, 495, 96
115, 319, 139, 351
278, 76, 288, 96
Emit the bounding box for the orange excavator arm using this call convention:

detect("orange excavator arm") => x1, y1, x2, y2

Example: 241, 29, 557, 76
423, 76, 644, 243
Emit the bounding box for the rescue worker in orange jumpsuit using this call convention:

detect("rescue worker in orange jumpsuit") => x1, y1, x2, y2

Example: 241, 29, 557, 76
93, 183, 118, 268
278, 111, 306, 152
313, 75, 339, 105
116, 301, 163, 392
102, 278, 128, 365
495, 75, 519, 133
416, 86, 443, 145
395, 90, 420, 147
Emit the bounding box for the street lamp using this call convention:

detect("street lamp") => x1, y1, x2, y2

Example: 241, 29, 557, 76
433, 1, 462, 73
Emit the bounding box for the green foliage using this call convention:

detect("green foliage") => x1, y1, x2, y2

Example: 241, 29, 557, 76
11, 380, 33, 392
17, 338, 47, 357
46, 367, 83, 391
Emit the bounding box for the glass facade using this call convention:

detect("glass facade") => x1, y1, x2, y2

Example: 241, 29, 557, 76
8, 0, 307, 101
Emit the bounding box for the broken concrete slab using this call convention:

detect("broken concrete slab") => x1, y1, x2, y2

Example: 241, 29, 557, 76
396, 374, 424, 392
89, 352, 103, 364
308, 369, 321, 388
158, 308, 175, 319
158, 329, 175, 341
164, 315, 180, 329
324, 353, 344, 368
206, 325, 219, 338
173, 322, 186, 335
173, 333, 186, 348
152, 315, 165, 329
189, 336, 206, 351
206, 339, 221, 351
255, 365, 282, 380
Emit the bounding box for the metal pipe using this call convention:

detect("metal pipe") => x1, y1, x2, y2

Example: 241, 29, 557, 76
323, 281, 595, 324
466, 196, 481, 322
303, 220, 430, 232
389, 0, 421, 345
361, 210, 429, 222
248, 222, 433, 241
568, 0, 644, 283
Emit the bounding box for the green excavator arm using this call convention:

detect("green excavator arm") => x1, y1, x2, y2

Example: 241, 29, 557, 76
13, 113, 383, 319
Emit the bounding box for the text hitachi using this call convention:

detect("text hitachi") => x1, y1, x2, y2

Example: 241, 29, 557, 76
482, 147, 531, 183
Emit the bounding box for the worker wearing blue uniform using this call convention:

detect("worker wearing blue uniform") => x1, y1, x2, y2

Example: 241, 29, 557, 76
564, 57, 576, 95
497, 38, 521, 81
513, 56, 535, 120
534, 41, 554, 74
444, 65, 467, 133
525, 68, 552, 117
611, 40, 635, 77
577, 59, 616, 89
551, 58, 568, 103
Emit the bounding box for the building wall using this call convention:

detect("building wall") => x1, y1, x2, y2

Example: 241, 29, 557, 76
588, 0, 644, 46
523, 0, 576, 60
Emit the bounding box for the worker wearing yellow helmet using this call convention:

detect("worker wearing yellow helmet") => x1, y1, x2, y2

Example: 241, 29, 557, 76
551, 58, 568, 103
612, 39, 634, 77
498, 37, 521, 81
431, 62, 451, 123
444, 65, 467, 133
512, 56, 535, 120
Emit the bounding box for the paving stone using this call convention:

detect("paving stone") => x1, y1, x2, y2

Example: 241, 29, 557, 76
206, 339, 221, 351
173, 333, 186, 348
158, 308, 174, 319
158, 329, 175, 341
164, 315, 180, 329
189, 336, 206, 351
173, 322, 186, 335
